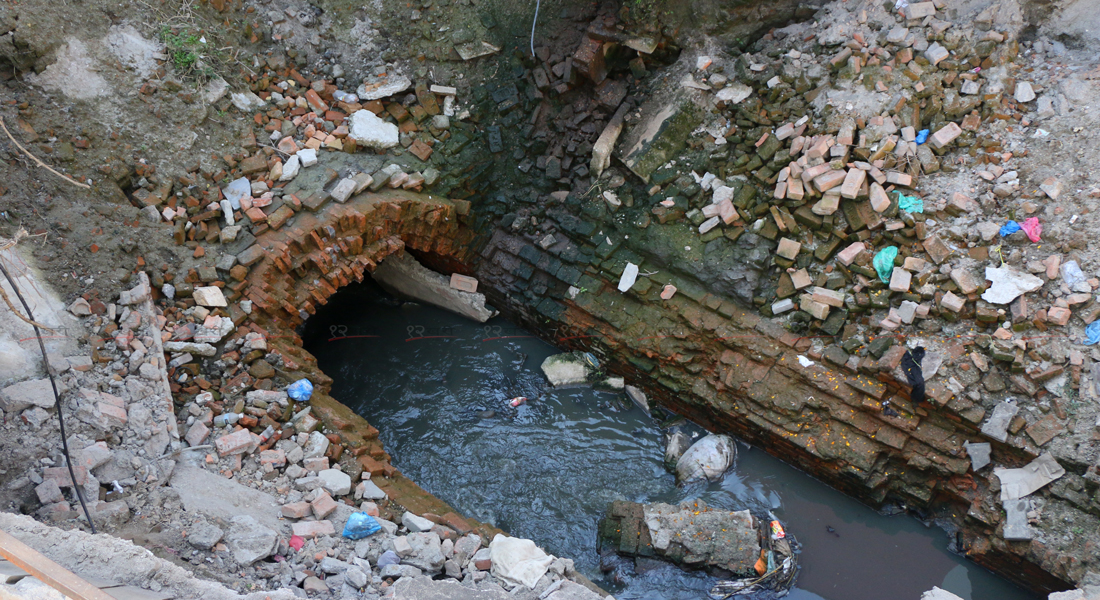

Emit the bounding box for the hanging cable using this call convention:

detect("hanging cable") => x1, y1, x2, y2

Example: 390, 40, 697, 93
530, 0, 541, 58
0, 259, 96, 533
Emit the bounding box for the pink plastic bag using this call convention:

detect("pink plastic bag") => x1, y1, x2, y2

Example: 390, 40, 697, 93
1020, 217, 1042, 242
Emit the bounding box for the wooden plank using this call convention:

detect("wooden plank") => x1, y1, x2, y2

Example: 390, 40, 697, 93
0, 529, 115, 600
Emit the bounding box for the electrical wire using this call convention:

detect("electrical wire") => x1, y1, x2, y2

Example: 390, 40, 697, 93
0, 260, 96, 533
530, 0, 541, 58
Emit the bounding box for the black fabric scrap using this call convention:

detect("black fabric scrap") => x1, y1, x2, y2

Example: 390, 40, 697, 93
901, 346, 926, 404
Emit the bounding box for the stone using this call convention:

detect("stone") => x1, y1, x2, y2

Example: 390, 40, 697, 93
923, 236, 952, 264
0, 378, 57, 413
837, 242, 865, 266
963, 441, 991, 471
302, 577, 329, 593
772, 299, 795, 314
302, 431, 330, 459
330, 178, 357, 203
187, 521, 224, 550
716, 82, 752, 104
291, 520, 336, 539
402, 511, 436, 533
225, 515, 277, 565
811, 287, 845, 308
279, 155, 299, 182
357, 73, 412, 100
192, 286, 227, 307
379, 564, 422, 579
921, 587, 965, 600
405, 532, 445, 572
1002, 498, 1032, 541
839, 168, 866, 199
296, 148, 318, 167
449, 274, 478, 293
981, 401, 1019, 443
929, 122, 962, 150
357, 479, 387, 501
995, 452, 1065, 501
345, 566, 369, 588
69, 298, 91, 316
348, 109, 399, 150
870, 183, 890, 212
898, 301, 918, 324
318, 469, 352, 496
905, 1, 935, 18
34, 479, 63, 505
281, 501, 311, 519
889, 268, 911, 293
540, 353, 590, 387
776, 238, 801, 260
1014, 82, 1036, 103
950, 268, 980, 295
982, 266, 1043, 305
311, 493, 338, 518
163, 342, 217, 357
618, 262, 639, 292
215, 428, 255, 457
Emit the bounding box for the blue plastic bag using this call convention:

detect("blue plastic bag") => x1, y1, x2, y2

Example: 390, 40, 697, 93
873, 246, 899, 284
1084, 321, 1100, 346
999, 221, 1021, 237
915, 129, 929, 145
288, 379, 313, 402
342, 512, 382, 539
897, 193, 923, 213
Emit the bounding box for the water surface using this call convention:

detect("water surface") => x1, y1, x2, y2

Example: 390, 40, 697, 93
301, 280, 1037, 600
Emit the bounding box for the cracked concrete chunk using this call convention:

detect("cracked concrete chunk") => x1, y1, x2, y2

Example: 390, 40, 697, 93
540, 353, 591, 387
963, 441, 991, 471
980, 401, 1019, 443
995, 452, 1065, 501
372, 252, 497, 323
982, 266, 1044, 305
618, 89, 701, 182
1002, 498, 1033, 541
225, 515, 277, 566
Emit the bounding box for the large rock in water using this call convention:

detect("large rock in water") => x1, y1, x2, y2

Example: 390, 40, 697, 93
540, 353, 591, 387
348, 109, 399, 150
598, 500, 760, 577
675, 434, 735, 484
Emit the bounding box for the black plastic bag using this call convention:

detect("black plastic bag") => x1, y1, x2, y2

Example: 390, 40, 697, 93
901, 346, 926, 404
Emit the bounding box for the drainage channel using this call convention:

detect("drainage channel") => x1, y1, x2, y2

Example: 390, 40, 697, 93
300, 279, 1037, 600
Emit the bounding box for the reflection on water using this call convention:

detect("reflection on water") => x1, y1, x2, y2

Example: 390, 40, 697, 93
301, 280, 1037, 600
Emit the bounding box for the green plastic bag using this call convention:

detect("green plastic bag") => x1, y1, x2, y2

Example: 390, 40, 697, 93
874, 246, 899, 283
897, 193, 923, 213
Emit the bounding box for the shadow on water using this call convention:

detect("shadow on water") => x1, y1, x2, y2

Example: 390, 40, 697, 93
300, 279, 1038, 600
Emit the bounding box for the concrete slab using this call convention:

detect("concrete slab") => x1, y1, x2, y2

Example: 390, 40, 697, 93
372, 252, 497, 323
1002, 498, 1033, 541
169, 465, 283, 532
963, 441, 991, 471
995, 453, 1066, 501
980, 401, 1019, 443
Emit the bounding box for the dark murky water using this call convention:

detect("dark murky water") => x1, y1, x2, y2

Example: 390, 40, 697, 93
300, 280, 1038, 600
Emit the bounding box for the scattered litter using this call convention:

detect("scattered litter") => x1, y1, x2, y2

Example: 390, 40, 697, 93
288, 379, 314, 402
1084, 321, 1100, 346
510, 396, 527, 407
874, 246, 899, 283
999, 221, 1021, 237
1019, 217, 1042, 242
342, 513, 382, 539
797, 355, 815, 367
897, 193, 923, 213
288, 535, 305, 551
914, 129, 929, 144
1061, 260, 1086, 288
901, 347, 926, 403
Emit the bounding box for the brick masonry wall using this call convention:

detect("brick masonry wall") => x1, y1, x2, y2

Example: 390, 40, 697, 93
239, 188, 1074, 593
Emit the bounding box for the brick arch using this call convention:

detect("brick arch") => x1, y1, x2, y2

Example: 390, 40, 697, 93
239, 189, 495, 534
